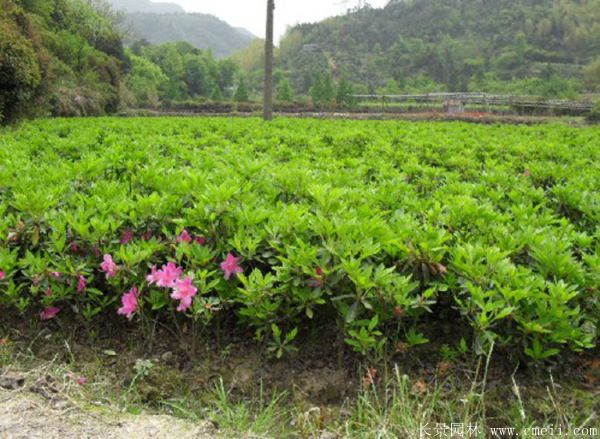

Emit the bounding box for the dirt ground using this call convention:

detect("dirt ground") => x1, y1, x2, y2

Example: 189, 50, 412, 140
0, 388, 217, 439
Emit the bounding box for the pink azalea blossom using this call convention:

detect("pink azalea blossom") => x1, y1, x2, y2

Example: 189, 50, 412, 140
77, 275, 86, 293
194, 236, 206, 245
120, 229, 134, 245
40, 306, 61, 321
220, 253, 243, 280
117, 287, 138, 320
171, 277, 198, 312
155, 262, 182, 288
100, 254, 118, 279
51, 271, 61, 279
0, 271, 5, 281
177, 229, 192, 244
146, 265, 160, 285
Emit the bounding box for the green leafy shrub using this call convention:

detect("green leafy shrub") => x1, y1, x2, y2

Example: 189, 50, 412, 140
0, 118, 598, 364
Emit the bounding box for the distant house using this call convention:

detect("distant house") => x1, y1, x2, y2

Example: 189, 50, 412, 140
302, 44, 320, 53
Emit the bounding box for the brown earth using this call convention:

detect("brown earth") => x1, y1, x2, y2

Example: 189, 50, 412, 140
0, 388, 217, 439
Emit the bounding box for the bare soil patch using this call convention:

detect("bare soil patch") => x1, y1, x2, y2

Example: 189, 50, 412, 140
0, 388, 217, 439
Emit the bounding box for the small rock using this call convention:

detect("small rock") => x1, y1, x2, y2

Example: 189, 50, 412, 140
231, 365, 255, 392
52, 398, 70, 410
161, 351, 174, 363
197, 419, 218, 434
0, 372, 25, 390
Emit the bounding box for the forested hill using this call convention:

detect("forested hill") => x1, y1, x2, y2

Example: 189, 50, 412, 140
278, 0, 600, 96
107, 0, 256, 58
124, 13, 255, 58
0, 0, 126, 123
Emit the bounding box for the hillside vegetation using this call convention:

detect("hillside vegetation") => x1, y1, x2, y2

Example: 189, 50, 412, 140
268, 0, 600, 97
0, 0, 248, 121
0, 0, 126, 123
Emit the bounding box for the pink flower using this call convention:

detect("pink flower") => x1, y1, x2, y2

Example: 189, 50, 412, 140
76, 376, 88, 385
142, 230, 154, 241
220, 253, 243, 280
77, 275, 86, 293
120, 229, 134, 245
194, 236, 206, 245
51, 272, 60, 279
177, 229, 192, 244
40, 306, 61, 321
0, 271, 5, 281
45, 287, 53, 297
117, 287, 138, 320
155, 262, 182, 288
146, 265, 160, 285
100, 254, 118, 279
171, 277, 198, 312
69, 242, 79, 253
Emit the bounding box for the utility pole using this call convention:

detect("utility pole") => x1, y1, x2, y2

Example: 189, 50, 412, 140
264, 0, 275, 121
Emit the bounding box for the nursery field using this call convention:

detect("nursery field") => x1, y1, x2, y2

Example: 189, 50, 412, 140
1, 117, 599, 437
0, 117, 598, 362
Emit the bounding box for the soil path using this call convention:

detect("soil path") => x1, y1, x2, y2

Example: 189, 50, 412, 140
0, 389, 217, 438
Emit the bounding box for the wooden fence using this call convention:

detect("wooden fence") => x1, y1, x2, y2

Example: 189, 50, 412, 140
352, 93, 596, 112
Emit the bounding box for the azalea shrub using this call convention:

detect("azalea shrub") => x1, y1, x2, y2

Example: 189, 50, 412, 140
0, 118, 598, 362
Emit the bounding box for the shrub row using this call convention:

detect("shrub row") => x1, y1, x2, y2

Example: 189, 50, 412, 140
0, 118, 598, 362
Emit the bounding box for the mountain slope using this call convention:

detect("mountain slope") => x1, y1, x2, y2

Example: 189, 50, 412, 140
107, 0, 255, 58
125, 13, 255, 58
277, 0, 600, 96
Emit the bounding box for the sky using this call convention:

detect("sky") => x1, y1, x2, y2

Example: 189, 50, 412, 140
164, 0, 389, 42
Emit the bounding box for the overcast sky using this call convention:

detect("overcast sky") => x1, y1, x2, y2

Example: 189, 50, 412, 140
165, 0, 389, 41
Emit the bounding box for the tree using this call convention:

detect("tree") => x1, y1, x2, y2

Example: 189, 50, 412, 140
263, 0, 275, 120
183, 55, 210, 97
336, 78, 355, 109
322, 74, 335, 106
210, 85, 224, 102
234, 76, 249, 102
126, 52, 168, 107
311, 73, 335, 109
276, 77, 293, 103
310, 74, 324, 108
